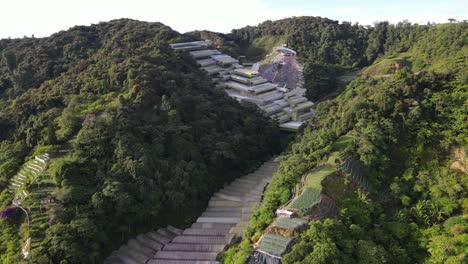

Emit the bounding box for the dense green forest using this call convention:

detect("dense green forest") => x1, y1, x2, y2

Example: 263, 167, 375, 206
0, 19, 281, 263
221, 19, 467, 263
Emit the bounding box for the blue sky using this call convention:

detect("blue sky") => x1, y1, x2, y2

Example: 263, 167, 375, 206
0, 0, 466, 39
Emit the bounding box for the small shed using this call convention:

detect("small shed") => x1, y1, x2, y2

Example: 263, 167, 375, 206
275, 209, 295, 218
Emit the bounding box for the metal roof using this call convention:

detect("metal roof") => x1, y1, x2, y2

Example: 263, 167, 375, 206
210, 54, 239, 64
190, 49, 222, 59
196, 58, 216, 67
233, 68, 259, 78
170, 41, 208, 51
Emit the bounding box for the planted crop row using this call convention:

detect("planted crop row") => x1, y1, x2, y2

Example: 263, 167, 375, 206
259, 234, 292, 256
272, 217, 306, 230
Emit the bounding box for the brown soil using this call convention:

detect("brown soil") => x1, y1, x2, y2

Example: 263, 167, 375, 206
258, 54, 304, 89
450, 146, 468, 173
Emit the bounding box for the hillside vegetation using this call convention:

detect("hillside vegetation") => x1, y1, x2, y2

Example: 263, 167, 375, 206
226, 17, 467, 101
222, 20, 467, 264
0, 19, 281, 263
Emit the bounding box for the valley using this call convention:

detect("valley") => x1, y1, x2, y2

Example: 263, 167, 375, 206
0, 16, 466, 264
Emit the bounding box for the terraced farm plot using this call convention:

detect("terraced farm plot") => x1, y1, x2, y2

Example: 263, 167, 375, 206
287, 166, 336, 211
289, 188, 321, 210
23, 183, 58, 253
272, 217, 306, 231
8, 154, 50, 197
259, 233, 292, 256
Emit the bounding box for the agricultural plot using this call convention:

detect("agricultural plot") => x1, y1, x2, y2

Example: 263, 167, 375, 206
251, 137, 362, 261
287, 166, 336, 212
337, 70, 359, 84
11, 153, 55, 257
272, 217, 306, 231
7, 154, 50, 198
23, 180, 58, 253
259, 51, 304, 90
252, 158, 343, 261
258, 233, 293, 256
289, 188, 321, 210
248, 250, 281, 264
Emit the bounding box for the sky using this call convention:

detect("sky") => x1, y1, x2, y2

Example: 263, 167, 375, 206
1, 0, 466, 39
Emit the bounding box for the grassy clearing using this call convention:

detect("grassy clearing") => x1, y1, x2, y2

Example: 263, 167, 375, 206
287, 166, 336, 211
80, 91, 125, 115
272, 217, 306, 231
252, 36, 287, 53
332, 135, 354, 151
304, 166, 336, 189
361, 57, 410, 77
244, 35, 288, 61
326, 151, 340, 165
289, 188, 321, 210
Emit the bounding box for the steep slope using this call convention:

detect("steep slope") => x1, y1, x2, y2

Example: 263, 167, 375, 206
222, 22, 467, 264
0, 19, 281, 263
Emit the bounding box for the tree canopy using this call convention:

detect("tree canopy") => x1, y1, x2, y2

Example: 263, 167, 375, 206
0, 19, 281, 263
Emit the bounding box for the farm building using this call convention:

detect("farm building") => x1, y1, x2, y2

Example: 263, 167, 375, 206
170, 41, 315, 131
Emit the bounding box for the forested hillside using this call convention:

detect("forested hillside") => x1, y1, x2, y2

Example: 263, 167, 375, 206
0, 19, 281, 263
222, 20, 467, 264
224, 17, 466, 101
